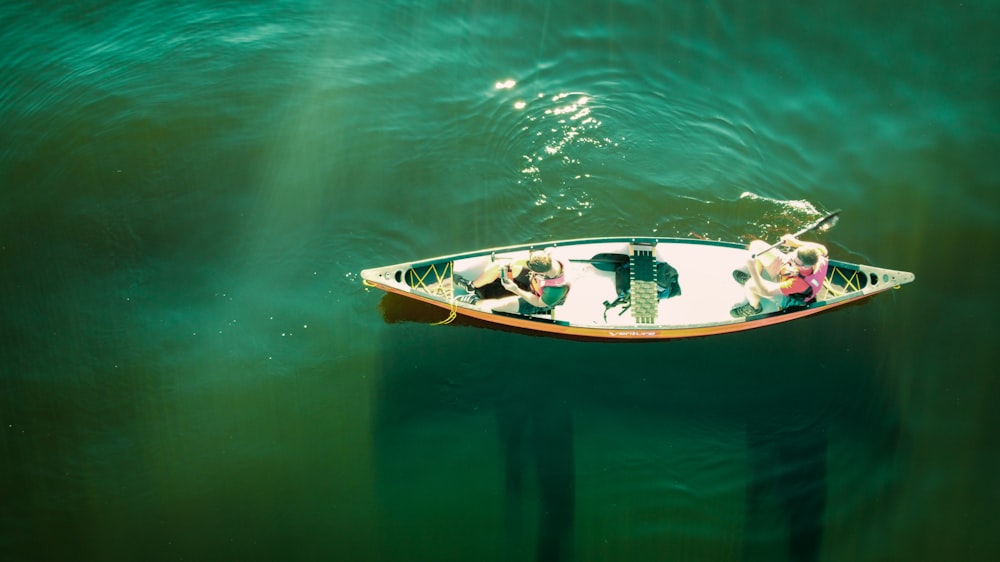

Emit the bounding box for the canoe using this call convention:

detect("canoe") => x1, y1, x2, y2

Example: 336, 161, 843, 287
360, 237, 915, 341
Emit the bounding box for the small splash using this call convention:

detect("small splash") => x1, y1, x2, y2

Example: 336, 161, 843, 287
495, 79, 516, 90
738, 192, 834, 235
739, 192, 819, 215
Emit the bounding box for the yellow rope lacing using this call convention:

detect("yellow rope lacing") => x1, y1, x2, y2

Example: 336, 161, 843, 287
822, 265, 862, 298
406, 262, 458, 325
433, 305, 458, 325
433, 263, 458, 324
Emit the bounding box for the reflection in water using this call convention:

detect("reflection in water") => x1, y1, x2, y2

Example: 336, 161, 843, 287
371, 297, 899, 561
371, 323, 576, 562
744, 420, 827, 562
498, 391, 574, 562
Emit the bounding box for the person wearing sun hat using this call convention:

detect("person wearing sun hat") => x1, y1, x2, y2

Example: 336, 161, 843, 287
456, 249, 570, 313
730, 234, 829, 317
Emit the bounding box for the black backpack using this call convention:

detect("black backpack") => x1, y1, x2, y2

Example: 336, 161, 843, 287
585, 253, 681, 320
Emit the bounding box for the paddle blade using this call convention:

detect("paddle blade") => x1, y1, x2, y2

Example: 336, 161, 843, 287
584, 253, 629, 272
812, 210, 840, 233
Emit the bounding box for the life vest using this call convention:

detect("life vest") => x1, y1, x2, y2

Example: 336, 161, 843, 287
531, 271, 566, 296
530, 261, 570, 305
498, 263, 565, 295
780, 256, 828, 303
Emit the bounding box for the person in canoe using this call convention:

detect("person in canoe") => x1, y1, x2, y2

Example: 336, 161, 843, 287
730, 234, 829, 317
456, 249, 570, 314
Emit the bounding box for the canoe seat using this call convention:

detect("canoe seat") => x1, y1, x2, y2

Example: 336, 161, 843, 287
630, 244, 658, 324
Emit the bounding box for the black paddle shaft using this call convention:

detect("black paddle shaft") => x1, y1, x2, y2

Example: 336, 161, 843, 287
750, 211, 840, 259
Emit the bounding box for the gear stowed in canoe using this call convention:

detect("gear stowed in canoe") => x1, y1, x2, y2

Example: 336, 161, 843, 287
360, 234, 915, 341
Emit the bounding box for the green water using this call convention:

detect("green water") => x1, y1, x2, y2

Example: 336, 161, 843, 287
1, 1, 998, 561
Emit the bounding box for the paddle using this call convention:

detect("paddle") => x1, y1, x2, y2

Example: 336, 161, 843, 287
569, 253, 629, 272
751, 210, 840, 259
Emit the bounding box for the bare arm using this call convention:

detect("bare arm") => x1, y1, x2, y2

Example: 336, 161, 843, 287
500, 276, 547, 307
781, 234, 805, 248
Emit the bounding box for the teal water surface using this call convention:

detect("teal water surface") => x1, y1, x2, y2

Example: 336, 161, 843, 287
2, 1, 998, 561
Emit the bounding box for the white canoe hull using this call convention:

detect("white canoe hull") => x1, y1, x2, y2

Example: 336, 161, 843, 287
361, 237, 915, 341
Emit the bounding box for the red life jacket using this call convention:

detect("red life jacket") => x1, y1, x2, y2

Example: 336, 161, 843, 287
780, 257, 828, 303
